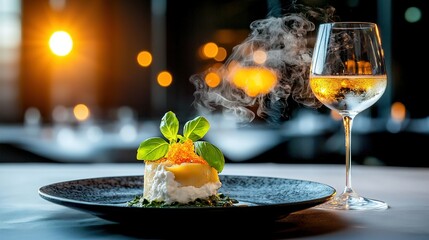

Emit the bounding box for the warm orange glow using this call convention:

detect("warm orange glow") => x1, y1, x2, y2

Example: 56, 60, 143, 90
157, 71, 173, 87
227, 60, 240, 72
391, 102, 406, 122
205, 72, 221, 88
211, 63, 223, 70
253, 50, 267, 64
358, 61, 372, 74
73, 104, 90, 121
230, 67, 277, 97
345, 60, 355, 73
137, 51, 152, 67
214, 47, 227, 62
330, 110, 342, 121
49, 31, 73, 56
202, 42, 218, 58
345, 60, 372, 74
214, 29, 236, 44
214, 29, 249, 44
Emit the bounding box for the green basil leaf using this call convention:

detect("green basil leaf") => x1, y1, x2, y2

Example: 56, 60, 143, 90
194, 141, 224, 172
160, 111, 179, 142
183, 116, 210, 141
136, 137, 169, 161
177, 134, 185, 143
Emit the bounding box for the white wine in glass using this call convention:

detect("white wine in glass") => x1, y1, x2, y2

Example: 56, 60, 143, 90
309, 22, 389, 210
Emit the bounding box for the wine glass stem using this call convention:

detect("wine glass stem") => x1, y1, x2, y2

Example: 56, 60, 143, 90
343, 115, 355, 191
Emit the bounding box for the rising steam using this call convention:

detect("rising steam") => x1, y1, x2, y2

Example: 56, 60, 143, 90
190, 4, 335, 125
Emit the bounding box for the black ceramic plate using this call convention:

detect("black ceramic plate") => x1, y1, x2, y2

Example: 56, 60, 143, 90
39, 175, 335, 225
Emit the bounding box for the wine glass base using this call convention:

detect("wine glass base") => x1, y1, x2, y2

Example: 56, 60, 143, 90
317, 191, 389, 211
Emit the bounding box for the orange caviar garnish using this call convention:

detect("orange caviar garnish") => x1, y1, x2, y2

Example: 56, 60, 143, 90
163, 139, 207, 165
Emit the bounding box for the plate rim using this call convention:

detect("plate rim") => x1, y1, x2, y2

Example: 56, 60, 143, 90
38, 174, 336, 210
39, 175, 336, 224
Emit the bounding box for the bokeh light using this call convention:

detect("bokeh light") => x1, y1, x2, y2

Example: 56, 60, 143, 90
231, 67, 277, 97
157, 71, 173, 87
52, 105, 70, 123
49, 31, 73, 56
202, 42, 218, 58
205, 72, 221, 88
253, 50, 267, 65
49, 0, 66, 11
120, 124, 137, 142
391, 102, 406, 122
24, 107, 41, 125
214, 47, 227, 62
73, 104, 90, 121
404, 7, 421, 23
330, 110, 342, 121
137, 51, 152, 67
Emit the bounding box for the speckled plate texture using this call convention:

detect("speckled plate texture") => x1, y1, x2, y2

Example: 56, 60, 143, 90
39, 175, 335, 225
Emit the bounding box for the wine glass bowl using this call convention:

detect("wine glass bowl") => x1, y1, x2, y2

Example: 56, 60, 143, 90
309, 22, 389, 210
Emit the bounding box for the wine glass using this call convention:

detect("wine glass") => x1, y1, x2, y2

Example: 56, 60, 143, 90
309, 22, 389, 210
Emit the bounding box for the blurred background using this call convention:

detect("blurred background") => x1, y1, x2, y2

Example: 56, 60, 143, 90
0, 0, 427, 166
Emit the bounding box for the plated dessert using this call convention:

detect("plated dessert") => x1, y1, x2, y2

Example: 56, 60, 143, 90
129, 111, 237, 207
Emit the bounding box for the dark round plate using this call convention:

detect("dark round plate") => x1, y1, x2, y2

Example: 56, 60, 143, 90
38, 175, 335, 226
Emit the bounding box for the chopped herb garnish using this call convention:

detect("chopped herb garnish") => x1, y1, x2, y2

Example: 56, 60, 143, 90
127, 193, 238, 208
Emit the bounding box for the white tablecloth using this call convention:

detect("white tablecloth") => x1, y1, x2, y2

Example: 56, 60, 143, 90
1, 163, 428, 239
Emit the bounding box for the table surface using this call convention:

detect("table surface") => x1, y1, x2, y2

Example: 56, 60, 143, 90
1, 162, 428, 240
